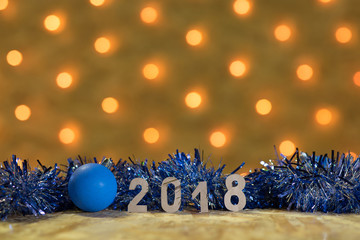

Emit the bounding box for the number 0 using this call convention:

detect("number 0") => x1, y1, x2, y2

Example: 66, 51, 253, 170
161, 177, 181, 213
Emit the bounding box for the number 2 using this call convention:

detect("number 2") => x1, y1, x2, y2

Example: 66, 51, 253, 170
128, 178, 149, 213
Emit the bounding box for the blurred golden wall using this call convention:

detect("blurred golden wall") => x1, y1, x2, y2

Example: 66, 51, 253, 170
1, 0, 360, 172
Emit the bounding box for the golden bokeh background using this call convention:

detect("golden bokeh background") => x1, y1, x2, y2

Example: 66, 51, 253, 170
1, 0, 360, 172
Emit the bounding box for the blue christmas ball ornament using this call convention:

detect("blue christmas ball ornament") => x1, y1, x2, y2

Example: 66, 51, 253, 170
68, 163, 117, 212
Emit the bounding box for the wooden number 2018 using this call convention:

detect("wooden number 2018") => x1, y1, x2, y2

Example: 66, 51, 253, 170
127, 174, 246, 213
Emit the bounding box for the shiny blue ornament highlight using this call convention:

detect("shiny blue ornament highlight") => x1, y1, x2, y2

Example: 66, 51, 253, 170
68, 163, 117, 212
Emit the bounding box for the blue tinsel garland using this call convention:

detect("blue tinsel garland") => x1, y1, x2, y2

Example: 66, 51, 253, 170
1, 148, 360, 220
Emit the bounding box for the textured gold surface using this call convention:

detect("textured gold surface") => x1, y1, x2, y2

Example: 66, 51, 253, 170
1, 210, 360, 240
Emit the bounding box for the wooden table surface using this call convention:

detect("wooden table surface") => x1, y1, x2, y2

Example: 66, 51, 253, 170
1, 209, 360, 240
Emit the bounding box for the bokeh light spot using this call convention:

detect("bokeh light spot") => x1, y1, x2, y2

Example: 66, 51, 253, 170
6, 50, 23, 66
274, 24, 292, 42
346, 152, 357, 160
143, 63, 159, 80
44, 15, 61, 32
94, 37, 111, 54
335, 27, 352, 44
143, 128, 160, 144
296, 64, 313, 81
210, 131, 227, 148
233, 0, 251, 15
89, 0, 105, 7
279, 140, 296, 156
140, 7, 158, 24
353, 72, 360, 87
255, 99, 272, 115
186, 29, 203, 46
59, 128, 76, 144
229, 60, 247, 77
315, 108, 332, 125
15, 105, 31, 121
0, 0, 8, 10
102, 97, 119, 114
56, 72, 73, 89
185, 92, 202, 109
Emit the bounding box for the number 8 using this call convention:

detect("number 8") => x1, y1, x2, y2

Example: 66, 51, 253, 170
224, 174, 246, 212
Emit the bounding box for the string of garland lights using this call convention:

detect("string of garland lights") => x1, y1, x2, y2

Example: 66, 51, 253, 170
1, 148, 360, 220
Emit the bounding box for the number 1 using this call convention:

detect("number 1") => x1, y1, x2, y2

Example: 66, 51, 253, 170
192, 181, 208, 213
